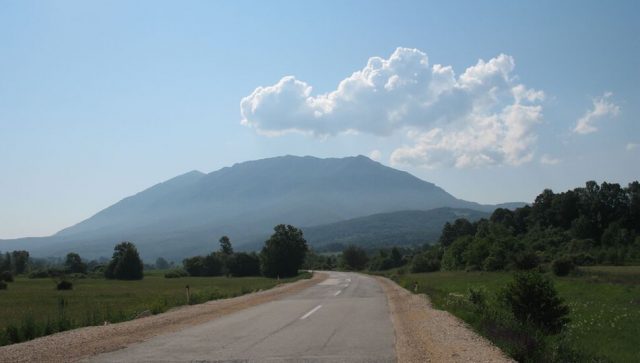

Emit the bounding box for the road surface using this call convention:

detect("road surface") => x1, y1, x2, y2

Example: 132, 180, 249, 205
88, 271, 396, 362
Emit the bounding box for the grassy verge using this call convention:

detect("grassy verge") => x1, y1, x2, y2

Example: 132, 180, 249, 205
378, 267, 639, 362
0, 271, 310, 346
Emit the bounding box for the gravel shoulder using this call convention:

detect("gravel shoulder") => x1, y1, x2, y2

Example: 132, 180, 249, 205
375, 276, 513, 363
0, 272, 326, 363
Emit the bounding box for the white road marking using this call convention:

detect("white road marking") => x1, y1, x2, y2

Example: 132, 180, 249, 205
300, 305, 322, 320
334, 290, 342, 296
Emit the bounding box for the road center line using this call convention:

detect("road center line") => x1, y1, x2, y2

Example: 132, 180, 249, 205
300, 305, 322, 320
334, 290, 342, 296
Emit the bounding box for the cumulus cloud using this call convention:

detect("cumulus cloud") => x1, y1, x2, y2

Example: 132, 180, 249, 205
540, 154, 561, 165
241, 47, 545, 168
573, 92, 620, 134
627, 143, 638, 151
368, 150, 382, 161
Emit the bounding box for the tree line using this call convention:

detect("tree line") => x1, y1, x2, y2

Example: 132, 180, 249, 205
1, 224, 310, 289
407, 180, 640, 274
181, 224, 308, 278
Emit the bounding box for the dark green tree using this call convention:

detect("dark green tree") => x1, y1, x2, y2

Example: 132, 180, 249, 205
0, 252, 10, 273
260, 224, 308, 278
341, 245, 368, 271
155, 257, 170, 270
183, 256, 204, 276
10, 251, 29, 274
219, 235, 233, 255
202, 253, 223, 276
64, 252, 87, 274
227, 252, 261, 277
105, 242, 144, 280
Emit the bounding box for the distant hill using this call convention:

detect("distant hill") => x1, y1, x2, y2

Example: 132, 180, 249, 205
0, 155, 524, 260
302, 208, 490, 252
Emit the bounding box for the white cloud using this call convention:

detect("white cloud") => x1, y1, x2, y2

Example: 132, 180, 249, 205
241, 47, 545, 168
368, 150, 382, 161
540, 154, 561, 165
573, 92, 620, 134
627, 143, 638, 151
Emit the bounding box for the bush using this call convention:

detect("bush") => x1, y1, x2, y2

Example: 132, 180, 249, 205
551, 257, 575, 276
468, 287, 487, 310
0, 280, 6, 290
500, 272, 570, 335
1, 271, 13, 282
28, 269, 51, 279
164, 269, 189, 278
56, 280, 73, 290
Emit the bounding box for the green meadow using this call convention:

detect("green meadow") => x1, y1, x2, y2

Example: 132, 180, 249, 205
0, 271, 309, 346
387, 266, 640, 363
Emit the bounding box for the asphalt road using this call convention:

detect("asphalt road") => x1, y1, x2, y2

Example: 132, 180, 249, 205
88, 271, 396, 363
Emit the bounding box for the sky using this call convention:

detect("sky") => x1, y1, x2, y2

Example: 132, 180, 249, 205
1, 0, 638, 239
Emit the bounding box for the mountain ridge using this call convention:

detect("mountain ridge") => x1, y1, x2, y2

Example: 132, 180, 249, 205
0, 155, 525, 260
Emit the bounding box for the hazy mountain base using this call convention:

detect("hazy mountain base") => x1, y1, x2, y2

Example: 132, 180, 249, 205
0, 155, 522, 260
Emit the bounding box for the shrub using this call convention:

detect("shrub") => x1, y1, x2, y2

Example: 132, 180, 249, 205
164, 269, 189, 278
56, 280, 73, 290
551, 257, 575, 276
468, 287, 487, 311
1, 271, 13, 282
28, 269, 50, 279
500, 272, 570, 335
0, 280, 6, 290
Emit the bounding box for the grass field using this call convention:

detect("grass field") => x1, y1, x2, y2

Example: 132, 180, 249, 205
387, 266, 640, 363
0, 271, 309, 346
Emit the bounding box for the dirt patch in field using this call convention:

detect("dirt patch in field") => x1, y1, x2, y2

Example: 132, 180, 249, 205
0, 273, 326, 363
376, 276, 513, 363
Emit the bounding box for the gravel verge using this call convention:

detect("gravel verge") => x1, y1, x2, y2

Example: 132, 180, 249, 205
375, 276, 513, 363
0, 272, 326, 363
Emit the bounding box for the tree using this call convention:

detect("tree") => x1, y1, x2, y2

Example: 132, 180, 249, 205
202, 253, 224, 276
64, 252, 87, 274
342, 245, 368, 271
105, 242, 144, 280
155, 257, 170, 270
10, 250, 29, 274
411, 251, 440, 273
501, 272, 570, 334
219, 236, 234, 255
390, 247, 403, 268
183, 256, 204, 276
0, 252, 10, 273
260, 224, 308, 278
227, 252, 261, 277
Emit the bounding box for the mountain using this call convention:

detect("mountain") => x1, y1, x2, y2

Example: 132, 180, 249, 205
302, 208, 490, 252
0, 155, 524, 260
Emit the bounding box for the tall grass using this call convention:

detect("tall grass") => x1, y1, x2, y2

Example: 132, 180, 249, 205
0, 272, 310, 346
386, 267, 639, 362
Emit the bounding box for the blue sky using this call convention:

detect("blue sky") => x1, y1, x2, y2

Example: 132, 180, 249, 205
1, 0, 638, 239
